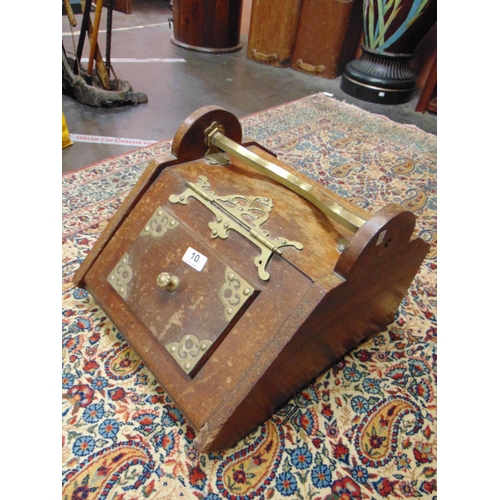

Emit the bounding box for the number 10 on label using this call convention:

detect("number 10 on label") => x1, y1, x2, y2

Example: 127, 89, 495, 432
182, 247, 208, 272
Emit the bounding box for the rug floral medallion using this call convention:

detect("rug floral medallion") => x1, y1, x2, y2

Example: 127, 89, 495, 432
62, 93, 437, 499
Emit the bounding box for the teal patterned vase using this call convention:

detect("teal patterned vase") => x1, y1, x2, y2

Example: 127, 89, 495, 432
341, 0, 436, 104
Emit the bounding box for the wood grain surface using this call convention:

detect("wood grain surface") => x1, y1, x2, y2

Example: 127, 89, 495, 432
246, 0, 303, 67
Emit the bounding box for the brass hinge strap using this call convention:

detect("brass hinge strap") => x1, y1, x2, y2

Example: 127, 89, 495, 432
187, 180, 279, 254
187, 180, 215, 202
169, 176, 302, 281
208, 129, 367, 233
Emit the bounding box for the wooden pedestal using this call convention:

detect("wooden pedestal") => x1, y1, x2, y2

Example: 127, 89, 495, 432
246, 0, 303, 67
291, 0, 355, 79
171, 0, 243, 53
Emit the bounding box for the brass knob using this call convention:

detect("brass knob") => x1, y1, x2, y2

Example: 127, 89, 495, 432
157, 272, 180, 292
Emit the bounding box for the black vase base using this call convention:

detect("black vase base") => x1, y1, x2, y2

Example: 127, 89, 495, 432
340, 45, 417, 105
340, 73, 415, 105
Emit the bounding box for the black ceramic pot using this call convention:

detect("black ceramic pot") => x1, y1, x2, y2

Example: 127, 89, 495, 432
341, 45, 418, 104
341, 0, 436, 104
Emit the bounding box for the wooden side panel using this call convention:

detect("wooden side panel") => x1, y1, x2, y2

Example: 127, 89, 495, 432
197, 207, 430, 451
246, 0, 303, 67
73, 154, 179, 289
334, 0, 364, 76
291, 0, 354, 79
113, 0, 132, 15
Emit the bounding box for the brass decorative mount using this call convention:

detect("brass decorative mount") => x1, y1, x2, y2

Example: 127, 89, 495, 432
169, 176, 303, 281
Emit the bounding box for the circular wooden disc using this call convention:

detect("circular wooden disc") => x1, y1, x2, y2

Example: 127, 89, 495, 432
171, 106, 242, 162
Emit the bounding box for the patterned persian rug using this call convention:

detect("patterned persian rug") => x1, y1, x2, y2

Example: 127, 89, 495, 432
62, 93, 437, 499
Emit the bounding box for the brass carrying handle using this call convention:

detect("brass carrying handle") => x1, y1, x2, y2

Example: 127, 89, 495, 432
296, 59, 326, 74
204, 123, 367, 233
250, 49, 278, 63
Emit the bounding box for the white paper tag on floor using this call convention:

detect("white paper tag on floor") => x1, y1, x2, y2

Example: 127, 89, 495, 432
69, 134, 158, 147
